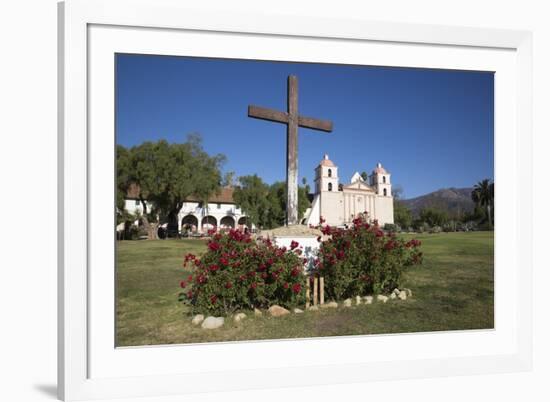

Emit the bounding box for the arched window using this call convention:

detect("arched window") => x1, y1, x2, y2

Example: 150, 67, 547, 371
383, 188, 387, 196
328, 169, 332, 177
328, 183, 333, 192
382, 176, 386, 184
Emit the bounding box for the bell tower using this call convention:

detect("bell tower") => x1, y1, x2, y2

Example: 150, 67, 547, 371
371, 162, 392, 197
315, 154, 339, 194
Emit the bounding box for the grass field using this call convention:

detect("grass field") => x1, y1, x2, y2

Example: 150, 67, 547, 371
116, 231, 494, 346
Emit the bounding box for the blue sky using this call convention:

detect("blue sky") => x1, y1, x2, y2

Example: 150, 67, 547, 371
116, 54, 494, 199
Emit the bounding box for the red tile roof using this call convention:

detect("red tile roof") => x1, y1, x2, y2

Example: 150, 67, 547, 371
126, 184, 236, 204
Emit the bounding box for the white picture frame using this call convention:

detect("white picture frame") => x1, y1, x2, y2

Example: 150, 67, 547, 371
58, 0, 533, 400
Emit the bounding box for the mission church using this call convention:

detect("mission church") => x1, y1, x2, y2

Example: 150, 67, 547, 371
303, 154, 394, 227
123, 154, 393, 233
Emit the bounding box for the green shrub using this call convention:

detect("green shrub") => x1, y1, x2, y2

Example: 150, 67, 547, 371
315, 216, 422, 300
442, 221, 457, 232
179, 229, 307, 315
383, 223, 401, 233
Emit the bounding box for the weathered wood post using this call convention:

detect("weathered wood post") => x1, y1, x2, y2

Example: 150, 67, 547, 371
319, 277, 325, 305
306, 278, 311, 309
247, 75, 333, 226
286, 75, 299, 225
313, 276, 318, 306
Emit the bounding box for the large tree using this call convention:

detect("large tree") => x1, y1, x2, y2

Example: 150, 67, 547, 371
233, 177, 311, 229
391, 185, 412, 229
471, 179, 494, 228
417, 206, 449, 227
266, 181, 310, 228
233, 175, 271, 228
117, 134, 225, 239
116, 144, 132, 217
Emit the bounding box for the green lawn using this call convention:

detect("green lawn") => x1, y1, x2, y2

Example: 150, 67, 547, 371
116, 232, 494, 346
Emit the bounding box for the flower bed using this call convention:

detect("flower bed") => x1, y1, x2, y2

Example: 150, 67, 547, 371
314, 216, 422, 301
179, 229, 307, 315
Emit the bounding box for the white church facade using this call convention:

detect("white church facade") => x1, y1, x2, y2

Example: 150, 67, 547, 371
304, 154, 394, 227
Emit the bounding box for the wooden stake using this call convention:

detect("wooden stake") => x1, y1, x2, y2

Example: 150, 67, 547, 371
305, 278, 311, 309
313, 276, 318, 306
320, 277, 325, 305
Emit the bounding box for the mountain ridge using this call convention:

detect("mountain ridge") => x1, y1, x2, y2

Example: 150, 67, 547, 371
401, 187, 475, 217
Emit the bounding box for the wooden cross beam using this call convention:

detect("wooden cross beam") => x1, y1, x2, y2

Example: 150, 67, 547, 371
248, 75, 333, 226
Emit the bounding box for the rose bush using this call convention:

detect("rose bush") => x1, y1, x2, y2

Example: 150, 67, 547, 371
179, 229, 307, 315
314, 215, 422, 300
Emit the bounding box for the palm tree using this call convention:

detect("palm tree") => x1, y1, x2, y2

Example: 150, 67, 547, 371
471, 179, 494, 228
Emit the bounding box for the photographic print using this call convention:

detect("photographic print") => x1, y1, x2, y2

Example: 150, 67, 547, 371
115, 54, 494, 347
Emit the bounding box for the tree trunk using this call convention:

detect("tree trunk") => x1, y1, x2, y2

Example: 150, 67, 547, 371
487, 204, 492, 228
141, 215, 159, 240
148, 222, 159, 240
139, 197, 159, 240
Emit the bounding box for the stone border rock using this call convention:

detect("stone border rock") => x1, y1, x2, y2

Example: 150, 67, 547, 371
192, 289, 413, 329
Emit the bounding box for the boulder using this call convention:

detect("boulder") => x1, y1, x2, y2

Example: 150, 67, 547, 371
201, 316, 224, 329
398, 291, 407, 300
268, 305, 290, 317
307, 305, 319, 311
191, 314, 205, 325
355, 296, 362, 305
234, 312, 247, 323
403, 288, 413, 297
321, 301, 338, 309
377, 295, 389, 303
390, 292, 397, 300
293, 308, 304, 314
254, 308, 263, 316
393, 288, 401, 296
344, 298, 352, 307
363, 296, 374, 304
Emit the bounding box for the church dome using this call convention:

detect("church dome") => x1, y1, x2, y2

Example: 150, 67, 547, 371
319, 154, 335, 167
373, 162, 388, 174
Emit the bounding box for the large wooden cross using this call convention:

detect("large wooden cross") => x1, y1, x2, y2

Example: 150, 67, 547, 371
248, 75, 333, 226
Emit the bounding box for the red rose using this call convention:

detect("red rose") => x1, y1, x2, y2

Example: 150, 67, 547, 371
384, 241, 395, 251
210, 295, 217, 304
290, 240, 299, 250
209, 264, 219, 272
283, 282, 289, 289
250, 282, 257, 290
179, 280, 186, 288
208, 242, 221, 251
225, 282, 233, 289
220, 257, 229, 266
292, 283, 302, 294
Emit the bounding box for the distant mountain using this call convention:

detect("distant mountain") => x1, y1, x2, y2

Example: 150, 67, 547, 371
401, 187, 475, 217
